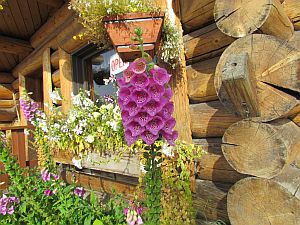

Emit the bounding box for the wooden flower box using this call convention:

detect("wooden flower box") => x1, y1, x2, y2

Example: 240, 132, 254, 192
103, 12, 165, 62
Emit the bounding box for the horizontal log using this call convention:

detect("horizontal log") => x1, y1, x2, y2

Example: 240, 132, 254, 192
51, 51, 59, 70
187, 57, 219, 103
194, 138, 247, 183
223, 119, 300, 178
0, 100, 16, 108
0, 84, 15, 99
283, 0, 300, 30
180, 0, 215, 33
30, 3, 75, 48
288, 30, 300, 50
0, 73, 15, 83
52, 69, 60, 87
0, 107, 17, 122
0, 35, 33, 55
11, 79, 19, 91
215, 0, 294, 39
292, 113, 300, 126
183, 23, 235, 62
13, 17, 86, 77
193, 179, 232, 223
227, 166, 300, 225
190, 101, 241, 138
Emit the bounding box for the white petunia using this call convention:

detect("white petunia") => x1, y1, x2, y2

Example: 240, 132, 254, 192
109, 120, 119, 131
139, 162, 146, 174
72, 157, 83, 169
162, 143, 174, 158
49, 90, 62, 104
92, 112, 101, 118
85, 135, 95, 143
24, 129, 30, 135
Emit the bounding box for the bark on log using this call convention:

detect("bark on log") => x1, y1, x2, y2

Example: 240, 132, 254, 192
190, 101, 241, 138
193, 179, 232, 223
194, 138, 247, 183
0, 84, 14, 99
283, 0, 300, 30
0, 73, 15, 83
227, 166, 300, 225
288, 30, 300, 50
52, 70, 60, 88
222, 119, 300, 178
179, 0, 215, 33
214, 0, 294, 39
215, 34, 300, 121
183, 24, 235, 63
11, 79, 19, 91
187, 57, 219, 103
0, 100, 16, 108
0, 107, 17, 122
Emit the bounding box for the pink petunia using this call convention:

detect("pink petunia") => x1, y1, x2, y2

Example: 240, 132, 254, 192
131, 89, 150, 107
130, 73, 149, 89
141, 130, 159, 145
146, 116, 165, 135
131, 58, 147, 74
44, 189, 53, 196
150, 67, 171, 85
134, 111, 152, 127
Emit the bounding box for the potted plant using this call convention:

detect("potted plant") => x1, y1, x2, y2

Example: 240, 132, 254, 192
102, 11, 164, 61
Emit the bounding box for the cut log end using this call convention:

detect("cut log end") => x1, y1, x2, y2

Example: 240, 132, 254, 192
214, 0, 294, 39
227, 175, 300, 225
222, 119, 300, 178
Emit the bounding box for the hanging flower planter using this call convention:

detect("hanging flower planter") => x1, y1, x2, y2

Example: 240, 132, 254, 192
103, 12, 165, 62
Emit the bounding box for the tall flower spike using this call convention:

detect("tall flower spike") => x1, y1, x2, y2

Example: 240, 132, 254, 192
119, 87, 131, 104
150, 67, 171, 85
127, 121, 145, 137
141, 130, 159, 145
162, 118, 176, 134
135, 111, 152, 127
131, 89, 150, 107
125, 129, 139, 146
146, 116, 165, 135
159, 102, 174, 119
162, 130, 178, 146
124, 101, 140, 117
144, 99, 162, 116
148, 81, 165, 101
123, 66, 135, 82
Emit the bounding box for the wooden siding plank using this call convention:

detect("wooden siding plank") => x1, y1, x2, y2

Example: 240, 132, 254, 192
37, 1, 49, 24
29, 0, 42, 30
8, 0, 29, 38
42, 48, 52, 114
1, 1, 22, 38
17, 0, 36, 38
0, 35, 33, 55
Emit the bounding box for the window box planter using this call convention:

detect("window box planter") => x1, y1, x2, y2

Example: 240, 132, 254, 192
103, 12, 164, 62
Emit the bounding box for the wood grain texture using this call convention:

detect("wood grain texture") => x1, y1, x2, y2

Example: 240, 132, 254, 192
51, 50, 59, 70
179, 0, 215, 33
214, 0, 294, 39
0, 35, 33, 55
43, 48, 53, 114
187, 57, 219, 103
283, 0, 300, 30
37, 0, 63, 8
215, 34, 300, 121
0, 84, 14, 99
227, 166, 300, 225
190, 101, 241, 138
0, 73, 15, 83
11, 78, 18, 91
223, 119, 300, 179
183, 23, 235, 61
193, 179, 232, 223
0, 100, 16, 108
0, 107, 17, 122
59, 48, 73, 113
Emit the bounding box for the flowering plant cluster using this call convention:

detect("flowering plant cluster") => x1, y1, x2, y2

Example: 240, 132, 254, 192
123, 200, 143, 225
118, 55, 177, 146
20, 90, 131, 158
0, 195, 19, 216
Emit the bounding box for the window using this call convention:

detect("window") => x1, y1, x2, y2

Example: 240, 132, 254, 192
72, 44, 128, 101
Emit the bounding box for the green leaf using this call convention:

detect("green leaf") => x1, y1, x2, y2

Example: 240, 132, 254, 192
93, 219, 104, 225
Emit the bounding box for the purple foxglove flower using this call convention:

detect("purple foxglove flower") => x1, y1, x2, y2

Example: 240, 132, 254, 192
74, 187, 86, 197
127, 121, 145, 137
135, 111, 152, 127
125, 130, 138, 146
119, 87, 131, 104
164, 87, 173, 100
131, 89, 150, 107
150, 67, 170, 85
130, 73, 149, 89
51, 173, 60, 180
131, 58, 147, 74
44, 189, 53, 196
124, 101, 140, 117
117, 77, 127, 87
136, 207, 143, 215
118, 98, 125, 110
141, 130, 159, 145
143, 99, 160, 117
123, 67, 135, 82
159, 102, 174, 120
146, 116, 165, 135
162, 130, 178, 146
162, 118, 176, 134
148, 81, 165, 101
121, 110, 131, 124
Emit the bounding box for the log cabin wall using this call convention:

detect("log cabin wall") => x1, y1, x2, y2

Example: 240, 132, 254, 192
181, 0, 300, 224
